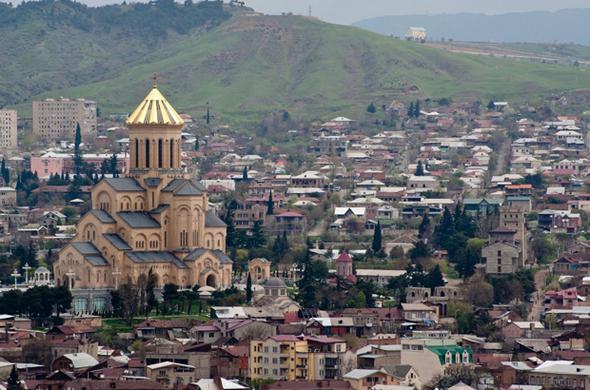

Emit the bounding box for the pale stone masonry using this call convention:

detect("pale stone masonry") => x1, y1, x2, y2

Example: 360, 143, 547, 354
32, 98, 97, 141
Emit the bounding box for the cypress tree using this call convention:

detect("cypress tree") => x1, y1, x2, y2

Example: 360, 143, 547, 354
246, 273, 253, 303
414, 100, 421, 117
73, 123, 83, 176
407, 102, 414, 117
372, 221, 382, 253
267, 190, 274, 215
415, 160, 424, 176
7, 365, 21, 390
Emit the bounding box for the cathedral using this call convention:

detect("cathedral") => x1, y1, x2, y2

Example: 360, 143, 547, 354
54, 84, 232, 312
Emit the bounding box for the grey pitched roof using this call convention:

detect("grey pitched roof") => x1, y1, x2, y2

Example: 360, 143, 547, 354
386, 364, 413, 378
162, 179, 205, 196
185, 248, 207, 261
184, 248, 232, 264
150, 204, 170, 214
144, 178, 161, 188
86, 255, 110, 266
103, 233, 132, 251
71, 242, 100, 255
205, 210, 226, 228
104, 177, 145, 192
117, 212, 160, 228
214, 249, 232, 264
71, 242, 109, 266
127, 251, 187, 269
89, 210, 115, 224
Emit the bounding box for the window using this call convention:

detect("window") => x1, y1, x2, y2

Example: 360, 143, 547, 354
445, 351, 452, 365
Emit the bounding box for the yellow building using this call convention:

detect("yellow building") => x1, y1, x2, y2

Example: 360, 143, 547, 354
54, 84, 232, 312
249, 335, 348, 381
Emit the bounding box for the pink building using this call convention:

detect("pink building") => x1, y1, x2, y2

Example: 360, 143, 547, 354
31, 152, 129, 179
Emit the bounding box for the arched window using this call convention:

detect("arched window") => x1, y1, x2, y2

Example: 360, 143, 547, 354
445, 351, 452, 365
169, 138, 174, 167
462, 351, 469, 364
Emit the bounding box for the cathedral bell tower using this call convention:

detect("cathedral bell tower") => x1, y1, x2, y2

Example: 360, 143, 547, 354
126, 79, 185, 190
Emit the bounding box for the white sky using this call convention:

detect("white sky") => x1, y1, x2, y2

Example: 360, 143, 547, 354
244, 0, 590, 24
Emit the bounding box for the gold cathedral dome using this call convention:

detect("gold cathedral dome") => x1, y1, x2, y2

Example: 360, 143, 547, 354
126, 84, 184, 127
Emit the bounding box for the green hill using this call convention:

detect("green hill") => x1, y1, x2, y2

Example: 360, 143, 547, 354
3, 1, 590, 124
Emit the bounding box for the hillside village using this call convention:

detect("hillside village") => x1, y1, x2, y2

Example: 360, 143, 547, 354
0, 84, 588, 390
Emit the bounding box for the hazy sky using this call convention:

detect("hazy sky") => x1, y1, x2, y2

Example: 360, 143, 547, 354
10, 0, 590, 24
244, 0, 590, 24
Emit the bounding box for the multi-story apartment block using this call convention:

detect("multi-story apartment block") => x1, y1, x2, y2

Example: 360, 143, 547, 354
32, 98, 97, 141
0, 110, 17, 152
249, 335, 348, 382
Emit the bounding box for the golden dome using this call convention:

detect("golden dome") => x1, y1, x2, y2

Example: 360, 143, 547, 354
126, 86, 184, 127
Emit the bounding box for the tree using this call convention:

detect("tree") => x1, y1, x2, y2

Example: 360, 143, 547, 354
73, 123, 83, 176
415, 160, 424, 176
1, 158, 9, 185
266, 190, 274, 215
409, 241, 430, 261
366, 102, 377, 114
242, 166, 248, 180
487, 99, 495, 111
418, 214, 431, 240
434, 207, 455, 247
7, 365, 22, 390
531, 231, 557, 264
51, 285, 72, 318
146, 269, 158, 315
371, 221, 382, 253
163, 283, 179, 302
407, 102, 415, 118
424, 265, 444, 289
413, 100, 421, 117
464, 274, 494, 307
109, 153, 118, 176
250, 220, 266, 248
246, 273, 253, 303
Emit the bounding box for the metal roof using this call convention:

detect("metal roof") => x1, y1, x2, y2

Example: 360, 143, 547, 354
117, 212, 160, 228
89, 209, 116, 224
205, 210, 226, 228
104, 177, 145, 192
126, 86, 184, 127
103, 233, 132, 251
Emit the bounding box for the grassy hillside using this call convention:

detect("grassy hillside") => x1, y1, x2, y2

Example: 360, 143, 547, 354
3, 1, 590, 124
0, 0, 229, 107
34, 15, 590, 123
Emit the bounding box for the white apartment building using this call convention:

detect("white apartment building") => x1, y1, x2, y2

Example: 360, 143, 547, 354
32, 98, 97, 141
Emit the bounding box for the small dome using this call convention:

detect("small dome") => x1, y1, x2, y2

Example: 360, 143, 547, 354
35, 266, 50, 273
263, 277, 286, 288
336, 251, 352, 263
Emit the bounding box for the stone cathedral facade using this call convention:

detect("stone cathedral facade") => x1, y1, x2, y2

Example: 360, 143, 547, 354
54, 84, 232, 312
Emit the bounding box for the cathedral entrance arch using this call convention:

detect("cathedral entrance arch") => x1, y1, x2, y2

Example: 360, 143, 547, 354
206, 274, 217, 288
